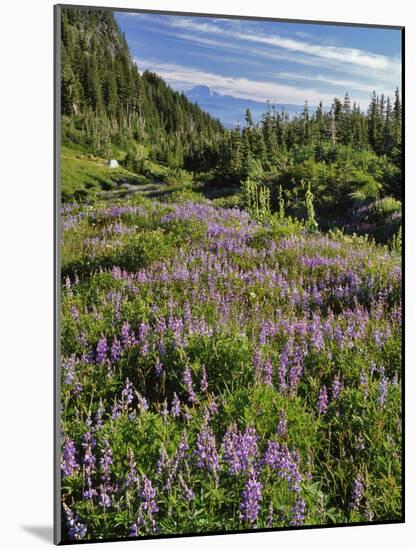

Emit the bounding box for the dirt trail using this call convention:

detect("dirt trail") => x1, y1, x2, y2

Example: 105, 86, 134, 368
99, 181, 168, 200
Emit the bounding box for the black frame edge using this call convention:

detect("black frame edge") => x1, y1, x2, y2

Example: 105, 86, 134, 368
54, 3, 62, 546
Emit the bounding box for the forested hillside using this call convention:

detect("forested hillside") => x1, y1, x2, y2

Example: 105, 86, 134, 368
61, 9, 224, 172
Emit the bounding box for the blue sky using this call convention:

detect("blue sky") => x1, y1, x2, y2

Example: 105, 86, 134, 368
115, 12, 402, 109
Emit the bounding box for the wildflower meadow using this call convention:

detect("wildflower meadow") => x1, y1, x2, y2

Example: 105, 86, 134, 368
60, 194, 402, 541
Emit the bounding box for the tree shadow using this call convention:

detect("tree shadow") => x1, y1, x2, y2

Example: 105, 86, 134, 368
21, 525, 53, 543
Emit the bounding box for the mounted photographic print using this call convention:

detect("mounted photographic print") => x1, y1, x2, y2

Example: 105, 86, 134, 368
54, 4, 404, 544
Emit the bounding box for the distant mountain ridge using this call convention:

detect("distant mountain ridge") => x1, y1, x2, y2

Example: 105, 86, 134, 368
184, 85, 314, 127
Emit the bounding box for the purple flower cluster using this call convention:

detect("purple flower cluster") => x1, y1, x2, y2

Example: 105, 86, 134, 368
200, 365, 208, 392
183, 365, 197, 403
98, 439, 113, 508
317, 385, 328, 415
290, 496, 306, 526
63, 503, 87, 540
262, 356, 273, 386
82, 424, 97, 500
130, 474, 159, 536
263, 441, 303, 493
194, 423, 219, 473
170, 393, 181, 417
96, 335, 108, 364
61, 436, 79, 477
331, 372, 343, 400
349, 474, 364, 511
378, 367, 388, 408
222, 424, 258, 475
240, 470, 262, 525
277, 409, 288, 437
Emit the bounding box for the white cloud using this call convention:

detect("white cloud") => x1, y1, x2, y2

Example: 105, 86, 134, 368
168, 17, 401, 78
135, 57, 369, 107
275, 72, 393, 95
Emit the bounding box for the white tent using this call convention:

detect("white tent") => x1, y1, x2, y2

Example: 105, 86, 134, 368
108, 159, 119, 168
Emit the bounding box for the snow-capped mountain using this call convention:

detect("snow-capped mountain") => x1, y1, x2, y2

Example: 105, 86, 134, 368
186, 85, 221, 100
184, 85, 310, 128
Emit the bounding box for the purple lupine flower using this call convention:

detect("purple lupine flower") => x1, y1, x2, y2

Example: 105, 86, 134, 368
288, 363, 302, 393
183, 301, 191, 327
359, 370, 369, 400
136, 392, 149, 413
200, 365, 208, 392
194, 423, 219, 473
111, 401, 121, 421
349, 474, 364, 510
290, 496, 306, 526
63, 355, 76, 385
239, 426, 258, 471
222, 423, 242, 474
121, 321, 133, 348
222, 424, 258, 474
170, 316, 185, 349
98, 485, 111, 508
70, 305, 79, 321
222, 423, 241, 474
110, 338, 121, 362
82, 426, 97, 500
61, 436, 79, 477
156, 445, 170, 477
125, 449, 138, 488
96, 335, 108, 364
165, 432, 190, 489
310, 314, 324, 351
171, 393, 181, 417
178, 473, 195, 502
130, 474, 159, 536
207, 395, 219, 416
183, 365, 197, 403
129, 522, 139, 537
240, 470, 262, 525
94, 399, 105, 430
278, 349, 289, 394
140, 474, 159, 515
154, 357, 164, 378
182, 409, 192, 422
263, 441, 302, 493
277, 409, 287, 437
331, 372, 342, 400
317, 385, 328, 415
99, 439, 113, 483
138, 322, 150, 356
263, 356, 273, 386
355, 434, 365, 451
378, 367, 388, 408
63, 503, 87, 540
161, 400, 169, 422
65, 276, 72, 295
121, 378, 134, 410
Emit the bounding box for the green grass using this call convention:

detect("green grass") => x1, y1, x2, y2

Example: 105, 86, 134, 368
60, 147, 147, 202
